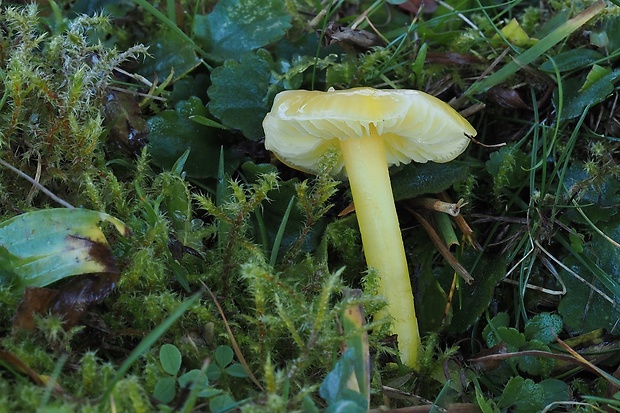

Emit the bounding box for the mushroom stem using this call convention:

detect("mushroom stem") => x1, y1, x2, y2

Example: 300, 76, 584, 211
339, 126, 421, 368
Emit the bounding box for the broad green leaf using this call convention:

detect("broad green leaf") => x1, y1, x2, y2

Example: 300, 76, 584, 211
517, 340, 554, 376
524, 313, 563, 344
138, 28, 201, 82
391, 161, 470, 201
206, 363, 222, 381
499, 377, 570, 413
193, 0, 291, 62
159, 344, 182, 376
539, 48, 604, 73
558, 221, 620, 335
0, 209, 127, 289
555, 69, 620, 121
562, 164, 619, 224
208, 49, 283, 140
147, 97, 241, 178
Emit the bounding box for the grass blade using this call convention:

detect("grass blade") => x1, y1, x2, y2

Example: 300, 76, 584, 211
269, 196, 295, 267
132, 0, 208, 60
103, 292, 202, 400
466, 0, 606, 96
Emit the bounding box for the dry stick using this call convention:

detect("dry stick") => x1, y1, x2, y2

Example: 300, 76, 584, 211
409, 209, 474, 284
0, 157, 74, 209
201, 281, 264, 391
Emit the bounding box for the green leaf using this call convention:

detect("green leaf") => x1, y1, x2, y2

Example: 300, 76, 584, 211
147, 97, 241, 178
206, 363, 222, 381
499, 377, 569, 413
138, 28, 201, 82
558, 221, 620, 335
159, 344, 182, 376
214, 345, 234, 368
524, 313, 563, 344
391, 161, 470, 201
224, 364, 248, 378
485, 146, 530, 190
581, 64, 612, 91
341, 291, 370, 403
153, 377, 176, 404
179, 369, 222, 398
178, 369, 209, 389
302, 395, 320, 413
208, 49, 282, 140
193, 0, 291, 62
491, 18, 538, 47
498, 377, 544, 413
481, 312, 511, 345
466, 1, 605, 96
517, 340, 554, 376
0, 209, 127, 289
539, 48, 604, 73
600, 14, 620, 51
209, 393, 239, 413
475, 385, 499, 413
444, 250, 507, 334
562, 164, 619, 224
556, 69, 620, 121
416, 243, 448, 333
319, 348, 368, 412
153, 377, 177, 404
485, 327, 526, 351
104, 293, 202, 400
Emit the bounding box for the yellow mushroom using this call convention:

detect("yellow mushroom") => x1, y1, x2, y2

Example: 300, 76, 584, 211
262, 87, 476, 368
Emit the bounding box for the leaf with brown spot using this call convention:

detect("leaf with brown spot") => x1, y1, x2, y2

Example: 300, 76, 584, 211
0, 208, 127, 289
50, 272, 120, 328
13, 273, 120, 331
12, 287, 59, 331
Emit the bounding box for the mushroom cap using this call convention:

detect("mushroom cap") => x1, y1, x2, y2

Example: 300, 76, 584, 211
263, 87, 477, 175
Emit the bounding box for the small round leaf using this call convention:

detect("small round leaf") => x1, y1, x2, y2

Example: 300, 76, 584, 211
214, 345, 234, 367
225, 364, 248, 378
160, 344, 182, 376
153, 377, 177, 404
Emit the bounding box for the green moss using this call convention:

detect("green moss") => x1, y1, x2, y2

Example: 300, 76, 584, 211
0, 5, 147, 208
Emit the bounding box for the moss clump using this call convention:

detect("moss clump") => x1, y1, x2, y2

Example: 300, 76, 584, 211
0, 5, 147, 209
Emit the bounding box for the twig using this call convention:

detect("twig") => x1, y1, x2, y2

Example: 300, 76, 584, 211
0, 157, 74, 208
201, 281, 264, 391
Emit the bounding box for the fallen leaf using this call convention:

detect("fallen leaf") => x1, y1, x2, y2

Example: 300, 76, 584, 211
0, 208, 127, 289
